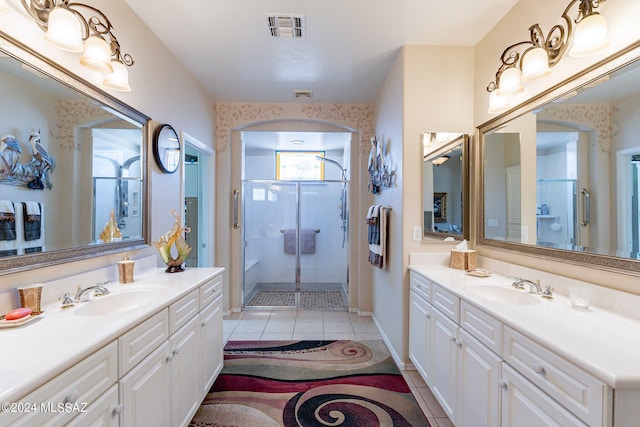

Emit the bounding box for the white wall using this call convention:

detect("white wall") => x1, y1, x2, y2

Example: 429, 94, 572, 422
0, 0, 215, 310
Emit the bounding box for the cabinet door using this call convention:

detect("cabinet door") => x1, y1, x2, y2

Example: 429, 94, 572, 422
409, 290, 433, 385
119, 341, 171, 427
431, 308, 458, 423
457, 329, 501, 427
171, 314, 202, 427
67, 384, 119, 427
201, 295, 224, 396
500, 363, 587, 427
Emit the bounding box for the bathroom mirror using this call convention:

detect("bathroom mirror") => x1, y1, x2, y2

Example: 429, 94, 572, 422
479, 43, 640, 274
0, 33, 149, 274
423, 133, 469, 241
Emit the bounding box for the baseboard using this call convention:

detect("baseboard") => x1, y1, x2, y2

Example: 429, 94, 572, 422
371, 314, 407, 371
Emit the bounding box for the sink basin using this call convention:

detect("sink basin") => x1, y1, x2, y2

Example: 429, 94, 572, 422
74, 288, 167, 316
468, 285, 541, 305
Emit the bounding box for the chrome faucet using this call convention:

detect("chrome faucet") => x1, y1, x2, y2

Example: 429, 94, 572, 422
512, 278, 542, 294
74, 281, 111, 302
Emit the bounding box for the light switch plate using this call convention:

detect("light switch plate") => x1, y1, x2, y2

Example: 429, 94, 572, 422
412, 226, 422, 242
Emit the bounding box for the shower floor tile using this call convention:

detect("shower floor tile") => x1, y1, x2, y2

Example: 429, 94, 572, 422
246, 289, 347, 310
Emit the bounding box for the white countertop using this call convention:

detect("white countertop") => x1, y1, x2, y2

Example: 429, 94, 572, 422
409, 265, 640, 389
0, 267, 224, 403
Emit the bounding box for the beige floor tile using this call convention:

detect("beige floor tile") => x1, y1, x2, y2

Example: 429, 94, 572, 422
296, 311, 324, 321
260, 333, 294, 341
269, 311, 297, 321
355, 332, 382, 340
325, 333, 356, 340
292, 332, 325, 340
263, 321, 295, 333
224, 312, 244, 320
294, 321, 324, 333
406, 370, 428, 388
242, 311, 272, 320
234, 319, 268, 334
323, 321, 354, 333
351, 322, 379, 333
417, 387, 447, 418
229, 332, 262, 341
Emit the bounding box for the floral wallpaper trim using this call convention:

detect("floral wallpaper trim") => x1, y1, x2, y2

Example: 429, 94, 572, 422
54, 99, 113, 151
537, 103, 612, 154
215, 102, 375, 153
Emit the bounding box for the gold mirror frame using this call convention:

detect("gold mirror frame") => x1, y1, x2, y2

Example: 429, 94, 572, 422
477, 41, 640, 276
423, 134, 470, 241
0, 32, 150, 275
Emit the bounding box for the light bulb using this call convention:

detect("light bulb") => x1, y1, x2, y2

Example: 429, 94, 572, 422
103, 60, 131, 92
80, 35, 113, 74
497, 67, 524, 97
488, 91, 511, 115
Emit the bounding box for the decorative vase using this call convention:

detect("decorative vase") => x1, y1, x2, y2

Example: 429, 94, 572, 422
152, 209, 192, 273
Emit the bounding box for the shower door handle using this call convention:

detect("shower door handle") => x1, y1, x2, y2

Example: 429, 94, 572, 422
232, 189, 240, 229
580, 188, 590, 227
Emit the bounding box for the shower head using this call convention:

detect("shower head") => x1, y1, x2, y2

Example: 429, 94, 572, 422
316, 156, 346, 181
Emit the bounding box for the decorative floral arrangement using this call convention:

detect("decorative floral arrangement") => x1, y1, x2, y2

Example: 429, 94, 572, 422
367, 136, 395, 194
153, 209, 192, 273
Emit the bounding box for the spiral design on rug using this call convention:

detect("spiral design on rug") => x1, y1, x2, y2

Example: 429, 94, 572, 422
190, 340, 430, 427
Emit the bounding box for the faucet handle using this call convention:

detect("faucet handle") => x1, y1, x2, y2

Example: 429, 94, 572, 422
541, 285, 554, 300
59, 292, 75, 308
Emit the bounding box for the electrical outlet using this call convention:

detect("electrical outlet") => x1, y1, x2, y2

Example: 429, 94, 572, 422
412, 226, 422, 242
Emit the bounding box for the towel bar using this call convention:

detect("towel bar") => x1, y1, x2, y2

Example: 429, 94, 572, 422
280, 229, 320, 233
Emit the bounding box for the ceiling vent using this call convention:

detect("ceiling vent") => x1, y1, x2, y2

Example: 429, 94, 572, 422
294, 89, 313, 99
265, 13, 305, 38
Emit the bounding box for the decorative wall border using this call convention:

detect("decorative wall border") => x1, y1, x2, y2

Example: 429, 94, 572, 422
215, 102, 375, 153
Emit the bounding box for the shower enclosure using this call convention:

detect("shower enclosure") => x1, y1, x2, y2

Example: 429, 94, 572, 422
242, 179, 349, 309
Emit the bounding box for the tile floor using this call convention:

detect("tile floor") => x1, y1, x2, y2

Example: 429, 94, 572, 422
223, 310, 453, 427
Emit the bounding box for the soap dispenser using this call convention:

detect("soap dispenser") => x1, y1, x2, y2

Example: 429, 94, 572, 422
117, 252, 135, 284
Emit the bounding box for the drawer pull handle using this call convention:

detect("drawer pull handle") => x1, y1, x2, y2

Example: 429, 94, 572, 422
498, 380, 508, 391
64, 390, 79, 404
533, 364, 546, 375
112, 403, 124, 416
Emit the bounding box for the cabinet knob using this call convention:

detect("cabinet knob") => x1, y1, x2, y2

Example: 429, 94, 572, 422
425, 314, 430, 319
166, 354, 174, 363
64, 389, 79, 404
112, 403, 124, 416
497, 380, 508, 391
533, 363, 546, 375
173, 349, 180, 356
202, 321, 207, 328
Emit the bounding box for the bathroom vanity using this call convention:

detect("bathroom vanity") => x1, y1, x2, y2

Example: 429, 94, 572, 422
0, 267, 224, 426
409, 264, 640, 427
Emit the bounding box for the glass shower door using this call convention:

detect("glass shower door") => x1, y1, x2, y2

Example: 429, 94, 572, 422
299, 182, 348, 310
242, 181, 297, 308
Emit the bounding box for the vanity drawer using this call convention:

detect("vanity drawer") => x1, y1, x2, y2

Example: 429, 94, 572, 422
460, 301, 502, 356
432, 283, 459, 322
170, 288, 200, 334
503, 326, 606, 426
119, 309, 169, 376
1, 341, 118, 427
200, 275, 223, 310
410, 272, 432, 303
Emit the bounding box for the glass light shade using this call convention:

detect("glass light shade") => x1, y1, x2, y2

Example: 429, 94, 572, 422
497, 67, 524, 97
0, 0, 10, 14
569, 13, 608, 57
487, 90, 511, 114
521, 47, 551, 82
44, 7, 84, 53
103, 60, 131, 92
80, 36, 113, 73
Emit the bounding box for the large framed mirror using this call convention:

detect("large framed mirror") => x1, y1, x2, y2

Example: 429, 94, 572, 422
479, 42, 640, 275
423, 133, 469, 240
0, 32, 149, 274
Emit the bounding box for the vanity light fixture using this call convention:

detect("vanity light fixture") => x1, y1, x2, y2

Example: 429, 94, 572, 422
0, 0, 10, 14
486, 0, 608, 114
431, 155, 450, 166
19, 0, 134, 91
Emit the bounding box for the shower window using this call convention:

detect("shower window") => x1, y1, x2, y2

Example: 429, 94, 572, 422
275, 151, 325, 180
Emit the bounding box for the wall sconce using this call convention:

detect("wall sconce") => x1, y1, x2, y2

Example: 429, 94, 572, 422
487, 0, 608, 114
18, 0, 134, 92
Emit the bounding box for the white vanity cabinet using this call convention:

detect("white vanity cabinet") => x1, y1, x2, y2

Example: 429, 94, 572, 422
408, 269, 617, 427
409, 272, 501, 426
0, 270, 225, 427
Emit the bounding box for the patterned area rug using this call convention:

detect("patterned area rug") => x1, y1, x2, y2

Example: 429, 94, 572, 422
247, 290, 347, 310
190, 340, 430, 427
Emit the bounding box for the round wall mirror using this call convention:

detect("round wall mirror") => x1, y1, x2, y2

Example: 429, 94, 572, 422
153, 124, 181, 173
